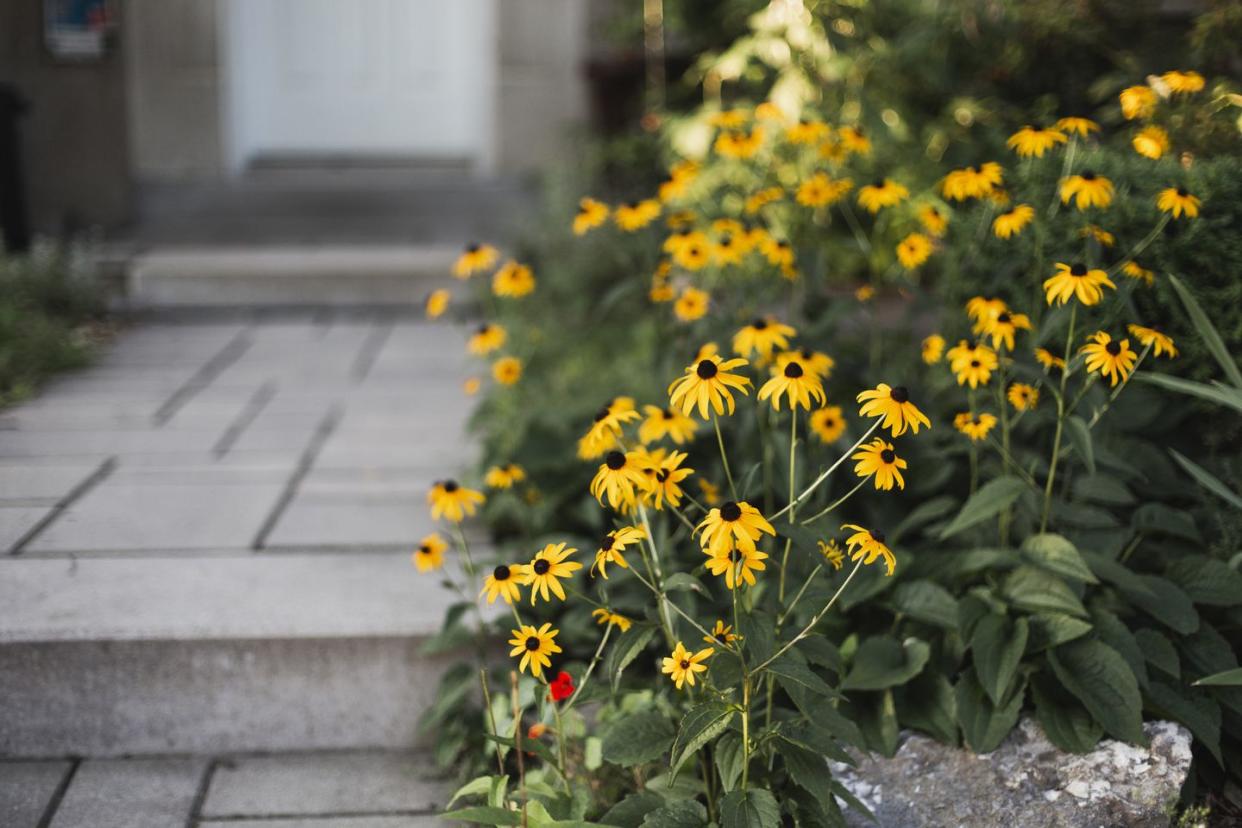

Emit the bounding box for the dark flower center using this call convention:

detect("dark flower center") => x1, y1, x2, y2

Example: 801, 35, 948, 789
525, 636, 541, 651
970, 359, 981, 368
1081, 170, 1097, 181
493, 565, 511, 580
662, 409, 675, 419
625, 201, 637, 209
594, 407, 610, 422
872, 178, 884, 187
677, 228, 691, 236
443, 480, 459, 493
600, 535, 615, 551
657, 469, 670, 482
997, 312, 1011, 324
696, 359, 719, 379
784, 362, 804, 378
1070, 263, 1087, 276
680, 660, 691, 669
720, 235, 733, 247
419, 545, 431, 555
823, 417, 835, 428
1176, 186, 1188, 197
730, 549, 743, 562
605, 451, 626, 470
1105, 341, 1121, 356
466, 242, 479, 252
800, 347, 813, 359
751, 318, 768, 330
533, 559, 551, 575
890, 386, 910, 403
720, 501, 743, 521
870, 529, 886, 543
880, 449, 896, 463
477, 324, 490, 334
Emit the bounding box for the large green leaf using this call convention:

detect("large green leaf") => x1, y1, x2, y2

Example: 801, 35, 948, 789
713, 732, 745, 793
1131, 502, 1201, 541
670, 703, 735, 780
606, 626, 658, 692
1135, 373, 1242, 415
1001, 566, 1087, 618
890, 580, 959, 628
1169, 450, 1242, 512
602, 793, 666, 828
1025, 612, 1093, 652
1030, 673, 1103, 753
1065, 416, 1095, 476
1091, 608, 1148, 689
1047, 639, 1145, 744
971, 613, 1029, 705
1020, 533, 1097, 583
841, 636, 930, 691
601, 711, 675, 766
895, 671, 958, 744
1144, 680, 1223, 765
1194, 668, 1242, 687
443, 806, 522, 825
890, 495, 958, 543
639, 800, 708, 828
1135, 629, 1180, 679
1166, 555, 1242, 606
719, 790, 780, 828
938, 475, 1028, 539
781, 741, 836, 812
767, 654, 841, 699
1167, 272, 1242, 388
955, 667, 1025, 753
1129, 575, 1199, 635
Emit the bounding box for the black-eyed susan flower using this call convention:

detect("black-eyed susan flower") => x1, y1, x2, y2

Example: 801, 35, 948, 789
1007, 125, 1067, 158
1081, 332, 1138, 386
1157, 186, 1200, 219
746, 186, 784, 214
1127, 324, 1178, 358
614, 199, 661, 231
493, 260, 535, 298
520, 542, 582, 604
714, 127, 765, 159
733, 317, 795, 361
1054, 116, 1100, 137
691, 342, 719, 363
708, 108, 749, 128
857, 178, 909, 213
573, 197, 609, 235
428, 480, 485, 523
796, 173, 852, 207
578, 397, 640, 460
1044, 262, 1115, 306
412, 533, 447, 572
855, 284, 875, 302
1060, 171, 1114, 210
981, 309, 1031, 352
673, 239, 711, 271
841, 523, 896, 576
787, 119, 830, 145
1121, 261, 1155, 286
662, 641, 713, 689
1007, 383, 1040, 411
758, 359, 827, 411
485, 463, 526, 489
481, 564, 523, 604
638, 405, 698, 445
657, 161, 698, 201
425, 289, 450, 319
918, 204, 949, 237
941, 163, 1003, 201
852, 438, 907, 491
992, 204, 1034, 239
639, 449, 694, 510
705, 543, 769, 589
663, 227, 704, 254
966, 296, 1007, 332
949, 342, 998, 389
896, 233, 934, 269
493, 356, 522, 386
759, 236, 794, 269
697, 500, 775, 557
954, 412, 997, 442
590, 451, 649, 510
818, 538, 845, 570
592, 525, 645, 579
650, 279, 675, 303
699, 478, 721, 506
837, 125, 871, 155
468, 323, 507, 355
922, 334, 946, 365
665, 210, 697, 230
703, 619, 738, 647
668, 354, 752, 419
809, 405, 846, 443
713, 234, 746, 267
673, 287, 709, 322
755, 101, 786, 121
777, 347, 834, 380
591, 608, 633, 632
1162, 70, 1204, 94
508, 623, 561, 678
463, 377, 481, 396
1079, 225, 1115, 247
1132, 125, 1169, 160
1120, 85, 1157, 120
453, 243, 499, 278
1034, 348, 1066, 372
857, 384, 931, 436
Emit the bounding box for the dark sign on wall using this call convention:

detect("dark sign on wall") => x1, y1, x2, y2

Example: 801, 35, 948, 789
44, 0, 114, 60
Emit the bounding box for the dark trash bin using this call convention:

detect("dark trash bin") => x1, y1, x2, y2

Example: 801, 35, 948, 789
0, 83, 31, 254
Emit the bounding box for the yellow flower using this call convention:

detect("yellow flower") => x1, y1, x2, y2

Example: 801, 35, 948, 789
639, 404, 698, 445
1127, 324, 1178, 358
797, 173, 852, 207
673, 287, 710, 322
592, 525, 646, 579
964, 299, 1000, 331
468, 323, 507, 355
755, 102, 786, 122
1080, 225, 1115, 247
992, 204, 1034, 239
590, 450, 649, 510
697, 500, 776, 557
662, 641, 714, 689
453, 243, 499, 278
896, 233, 934, 269
573, 198, 610, 235
703, 620, 738, 648
837, 126, 871, 155
639, 449, 694, 510
1007, 126, 1067, 158
855, 284, 876, 303
948, 340, 998, 389
776, 347, 834, 380
918, 205, 949, 237
692, 342, 719, 363
1162, 70, 1205, 94
809, 405, 846, 444
1060, 171, 1114, 210
1034, 348, 1066, 372
425, 289, 450, 319
1132, 125, 1169, 160
508, 623, 561, 678
673, 239, 711, 271
614, 200, 661, 231
758, 360, 827, 411
699, 478, 720, 506
1157, 186, 1200, 219
658, 161, 698, 202
704, 543, 769, 590
841, 523, 896, 576
818, 539, 845, 570
493, 356, 522, 386
428, 480, 485, 523
668, 354, 752, 419
714, 127, 765, 159
578, 398, 640, 460
941, 163, 1003, 201
1043, 262, 1115, 306
746, 187, 784, 214
733, 317, 796, 361
709, 108, 750, 128
857, 384, 931, 436
922, 335, 946, 366
713, 233, 746, 267
981, 309, 1031, 352
493, 261, 536, 298
463, 377, 481, 395
481, 563, 523, 604
485, 463, 527, 489
666, 210, 697, 230
592, 608, 633, 632
1120, 85, 1157, 120
787, 119, 830, 144
954, 412, 997, 442
1121, 261, 1155, 286
1054, 117, 1099, 137
852, 438, 907, 491
857, 179, 909, 213
650, 280, 676, 303
519, 542, 582, 604
1007, 383, 1040, 411
759, 236, 794, 269
1081, 331, 1139, 387
412, 533, 447, 572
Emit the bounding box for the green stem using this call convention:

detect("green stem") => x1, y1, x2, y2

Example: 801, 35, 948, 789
754, 558, 866, 673
1087, 344, 1151, 429
638, 504, 676, 643
799, 478, 867, 526
777, 563, 824, 625
778, 409, 798, 604
1106, 215, 1171, 277
560, 622, 613, 716
1040, 303, 1077, 532
713, 413, 739, 500
768, 420, 882, 522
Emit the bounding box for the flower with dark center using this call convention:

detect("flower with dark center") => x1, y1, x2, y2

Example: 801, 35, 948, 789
890, 386, 909, 403
605, 451, 626, 470
525, 636, 541, 651
533, 559, 550, 575
784, 362, 804, 378
720, 501, 742, 521
696, 359, 719, 378
880, 449, 896, 463
1071, 263, 1087, 276
493, 565, 511, 581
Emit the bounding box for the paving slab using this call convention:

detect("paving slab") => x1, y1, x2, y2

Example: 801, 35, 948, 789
263, 493, 441, 549
202, 751, 448, 818
49, 757, 207, 828
0, 760, 71, 828
0, 506, 54, 550
199, 817, 441, 827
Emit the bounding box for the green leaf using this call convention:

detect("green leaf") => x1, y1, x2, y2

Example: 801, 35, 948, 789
449, 775, 500, 807
606, 625, 658, 692
639, 800, 708, 828
1081, 551, 1157, 598
739, 610, 776, 663
894, 671, 958, 744
1168, 272, 1242, 388
955, 667, 1025, 753
1135, 372, 1242, 415
1091, 609, 1148, 689
601, 711, 675, 766
714, 731, 745, 793
670, 703, 735, 780
1131, 502, 1202, 541
852, 688, 900, 756
1144, 680, 1222, 765
938, 476, 1027, 539
1065, 416, 1095, 476
443, 806, 522, 826
1135, 629, 1180, 679
662, 572, 708, 594
1194, 668, 1242, 687
1130, 576, 1199, 635
1169, 450, 1242, 511
841, 636, 930, 691
1025, 613, 1094, 652
782, 741, 836, 812
796, 636, 843, 675
768, 654, 841, 699
1047, 639, 1145, 744
1021, 533, 1097, 583
1166, 555, 1242, 606
778, 720, 855, 764
971, 613, 1029, 705
1001, 566, 1087, 618
1073, 474, 1134, 505
890, 580, 959, 628
719, 789, 780, 828
602, 792, 666, 828
1030, 673, 1103, 753
890, 494, 958, 543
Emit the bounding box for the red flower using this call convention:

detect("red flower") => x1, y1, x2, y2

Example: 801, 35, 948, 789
548, 670, 575, 702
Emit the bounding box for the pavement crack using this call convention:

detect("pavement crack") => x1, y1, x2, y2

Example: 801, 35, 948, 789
9, 457, 117, 556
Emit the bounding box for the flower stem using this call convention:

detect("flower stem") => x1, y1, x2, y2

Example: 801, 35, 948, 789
799, 479, 867, 526
713, 413, 739, 500
1107, 214, 1170, 277
777, 563, 824, 625
768, 420, 881, 522
778, 409, 798, 604
1040, 303, 1077, 532
1087, 343, 1150, 429
560, 623, 613, 716
755, 558, 865, 673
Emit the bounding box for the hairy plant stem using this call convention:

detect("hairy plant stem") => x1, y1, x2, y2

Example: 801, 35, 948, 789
997, 354, 1013, 547
1106, 214, 1171, 276
754, 558, 865, 674
638, 504, 676, 645
1040, 303, 1077, 532
967, 387, 979, 494
714, 413, 739, 500
479, 669, 505, 774
1087, 343, 1151, 429
799, 478, 866, 526
777, 563, 824, 625
560, 623, 613, 716
768, 420, 882, 522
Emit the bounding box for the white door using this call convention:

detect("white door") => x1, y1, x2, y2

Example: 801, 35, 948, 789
224, 0, 493, 169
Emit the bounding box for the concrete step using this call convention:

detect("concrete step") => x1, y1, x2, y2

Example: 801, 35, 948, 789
122, 245, 463, 308
0, 553, 470, 757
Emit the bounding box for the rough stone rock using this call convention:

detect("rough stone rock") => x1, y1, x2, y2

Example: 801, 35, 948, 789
835, 718, 1192, 828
